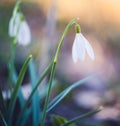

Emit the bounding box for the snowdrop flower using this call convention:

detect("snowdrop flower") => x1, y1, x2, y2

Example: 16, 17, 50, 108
8, 12, 31, 46
72, 24, 95, 63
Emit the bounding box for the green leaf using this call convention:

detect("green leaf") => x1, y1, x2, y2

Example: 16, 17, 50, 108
20, 108, 31, 126
61, 106, 103, 126
29, 59, 40, 126
7, 55, 32, 125
47, 76, 92, 112
12, 68, 25, 107
7, 38, 17, 91
51, 115, 76, 126
41, 61, 56, 126
15, 59, 53, 126
38, 79, 57, 100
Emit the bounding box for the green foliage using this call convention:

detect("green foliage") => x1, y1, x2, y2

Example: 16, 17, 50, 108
29, 59, 41, 126
47, 76, 92, 112
61, 106, 103, 126
51, 115, 76, 126
0, 1, 102, 126
7, 55, 32, 125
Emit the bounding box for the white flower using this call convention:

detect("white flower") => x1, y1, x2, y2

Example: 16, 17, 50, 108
72, 33, 94, 63
8, 12, 31, 46
8, 12, 21, 37
17, 21, 31, 46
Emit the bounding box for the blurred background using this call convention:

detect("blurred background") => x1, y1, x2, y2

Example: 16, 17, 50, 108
0, 0, 120, 125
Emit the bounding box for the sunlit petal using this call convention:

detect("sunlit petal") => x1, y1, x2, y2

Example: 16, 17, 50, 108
8, 12, 21, 37
72, 33, 86, 63
72, 37, 78, 63
77, 33, 86, 61
81, 34, 95, 60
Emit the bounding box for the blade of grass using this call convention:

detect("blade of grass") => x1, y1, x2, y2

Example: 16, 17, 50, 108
20, 108, 31, 126
0, 110, 8, 126
7, 55, 32, 125
12, 68, 25, 107
40, 17, 79, 126
15, 59, 53, 126
29, 59, 40, 126
7, 38, 17, 95
38, 79, 57, 100
41, 61, 56, 126
47, 76, 92, 112
61, 106, 103, 126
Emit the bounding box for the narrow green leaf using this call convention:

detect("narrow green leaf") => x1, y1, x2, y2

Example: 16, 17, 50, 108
0, 110, 8, 126
7, 38, 16, 92
20, 108, 31, 126
47, 76, 92, 112
51, 115, 76, 126
12, 68, 25, 107
41, 61, 56, 126
51, 115, 67, 126
39, 79, 57, 100
8, 38, 25, 108
15, 59, 53, 126
7, 55, 32, 125
61, 106, 103, 126
29, 59, 40, 126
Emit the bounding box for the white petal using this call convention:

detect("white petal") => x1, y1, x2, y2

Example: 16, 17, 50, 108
72, 37, 78, 63
8, 12, 21, 37
81, 34, 95, 60
76, 33, 86, 61
17, 21, 31, 46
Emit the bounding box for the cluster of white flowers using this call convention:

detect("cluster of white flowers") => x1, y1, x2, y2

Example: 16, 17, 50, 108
8, 12, 31, 46
72, 25, 95, 63
9, 4, 94, 63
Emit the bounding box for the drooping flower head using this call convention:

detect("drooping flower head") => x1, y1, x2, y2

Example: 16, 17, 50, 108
72, 24, 95, 63
8, 2, 31, 46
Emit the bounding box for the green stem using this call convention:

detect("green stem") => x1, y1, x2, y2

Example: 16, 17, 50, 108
8, 38, 17, 88
61, 106, 103, 126
13, 0, 21, 18
40, 62, 56, 126
7, 0, 21, 85
7, 0, 22, 88
54, 18, 79, 63
40, 18, 79, 126
7, 0, 21, 95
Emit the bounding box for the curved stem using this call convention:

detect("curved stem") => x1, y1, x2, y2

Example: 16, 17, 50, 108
8, 38, 16, 83
40, 62, 56, 126
54, 18, 79, 63
40, 18, 79, 126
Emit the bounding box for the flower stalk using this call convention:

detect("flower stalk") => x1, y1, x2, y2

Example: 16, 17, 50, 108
54, 18, 79, 63
40, 18, 79, 126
